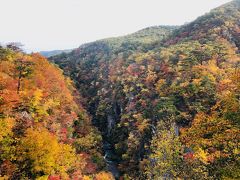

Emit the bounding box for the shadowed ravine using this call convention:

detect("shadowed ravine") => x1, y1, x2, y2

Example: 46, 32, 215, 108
102, 113, 121, 179
103, 140, 120, 179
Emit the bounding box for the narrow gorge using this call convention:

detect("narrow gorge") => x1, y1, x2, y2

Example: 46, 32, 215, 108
50, 2, 240, 178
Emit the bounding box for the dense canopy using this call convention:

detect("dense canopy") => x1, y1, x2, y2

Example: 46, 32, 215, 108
51, 1, 240, 179
1, 0, 240, 179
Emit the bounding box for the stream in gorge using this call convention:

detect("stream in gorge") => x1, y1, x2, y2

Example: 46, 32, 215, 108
103, 140, 120, 179
102, 113, 121, 179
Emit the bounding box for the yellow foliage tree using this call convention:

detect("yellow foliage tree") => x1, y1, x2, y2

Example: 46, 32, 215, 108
17, 128, 76, 178
95, 171, 114, 180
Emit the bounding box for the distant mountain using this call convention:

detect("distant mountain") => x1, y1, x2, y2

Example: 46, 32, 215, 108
39, 49, 72, 57
51, 1, 240, 179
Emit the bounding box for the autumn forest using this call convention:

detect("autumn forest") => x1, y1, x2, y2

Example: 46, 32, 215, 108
0, 0, 240, 179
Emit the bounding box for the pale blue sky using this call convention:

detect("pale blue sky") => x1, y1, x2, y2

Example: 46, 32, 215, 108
0, 0, 232, 52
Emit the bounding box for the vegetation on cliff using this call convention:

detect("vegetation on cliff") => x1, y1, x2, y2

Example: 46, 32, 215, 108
51, 1, 240, 179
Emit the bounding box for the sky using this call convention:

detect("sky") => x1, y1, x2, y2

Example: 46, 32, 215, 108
0, 0, 232, 52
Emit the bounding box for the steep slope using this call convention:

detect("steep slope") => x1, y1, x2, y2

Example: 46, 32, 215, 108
50, 26, 177, 117
50, 1, 240, 179
165, 0, 240, 49
0, 46, 113, 179
50, 26, 177, 178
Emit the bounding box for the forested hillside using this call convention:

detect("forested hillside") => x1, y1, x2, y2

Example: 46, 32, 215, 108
0, 45, 116, 179
50, 1, 240, 179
